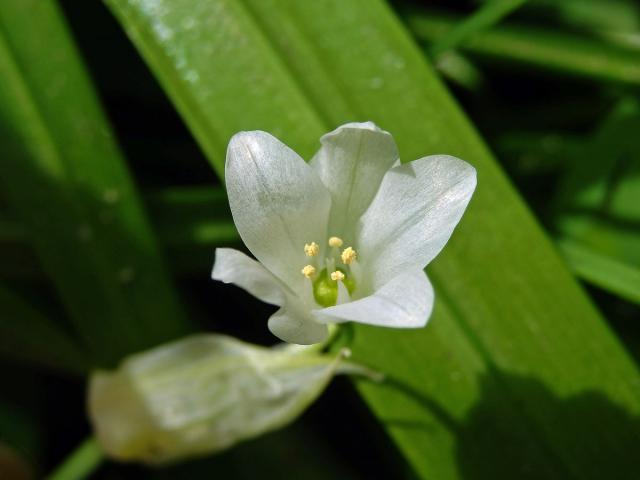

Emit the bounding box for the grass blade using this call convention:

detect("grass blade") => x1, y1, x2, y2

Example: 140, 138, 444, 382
0, 0, 190, 366
430, 0, 528, 56
406, 10, 640, 86
0, 187, 240, 278
0, 285, 88, 374
558, 238, 640, 304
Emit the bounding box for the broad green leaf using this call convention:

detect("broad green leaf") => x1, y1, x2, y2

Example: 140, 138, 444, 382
0, 0, 191, 366
406, 10, 640, 86
105, 0, 327, 178
0, 284, 88, 374
70, 0, 640, 476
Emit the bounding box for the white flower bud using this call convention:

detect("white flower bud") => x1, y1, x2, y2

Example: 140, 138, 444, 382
88, 334, 365, 465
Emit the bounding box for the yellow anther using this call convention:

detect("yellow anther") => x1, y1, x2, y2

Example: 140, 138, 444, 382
304, 242, 319, 257
330, 270, 345, 282
301, 265, 316, 278
341, 247, 357, 265
328, 236, 343, 248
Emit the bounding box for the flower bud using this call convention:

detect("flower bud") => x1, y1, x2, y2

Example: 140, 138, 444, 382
88, 334, 360, 464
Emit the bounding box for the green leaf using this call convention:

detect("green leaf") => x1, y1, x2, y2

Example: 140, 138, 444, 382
524, 0, 640, 33
0, 284, 88, 374
0, 187, 239, 279
0, 365, 45, 476
557, 237, 640, 304
0, 209, 43, 279
46, 437, 102, 480
555, 98, 640, 267
406, 10, 640, 86
0, 0, 191, 366
553, 98, 640, 301
429, 0, 528, 56
145, 186, 239, 274
84, 0, 640, 476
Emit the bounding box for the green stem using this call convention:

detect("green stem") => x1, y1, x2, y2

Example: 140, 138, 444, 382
47, 437, 103, 480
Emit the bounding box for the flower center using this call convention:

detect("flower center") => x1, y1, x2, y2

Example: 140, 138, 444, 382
300, 236, 358, 307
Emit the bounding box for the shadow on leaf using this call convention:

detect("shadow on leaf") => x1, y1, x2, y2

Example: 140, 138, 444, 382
381, 368, 640, 480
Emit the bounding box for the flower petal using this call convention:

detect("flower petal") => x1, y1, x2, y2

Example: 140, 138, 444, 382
313, 268, 434, 328
357, 155, 476, 288
212, 248, 287, 306
213, 248, 327, 345
269, 301, 328, 345
226, 131, 331, 292
310, 122, 398, 241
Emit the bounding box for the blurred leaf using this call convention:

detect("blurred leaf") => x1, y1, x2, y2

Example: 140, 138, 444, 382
554, 98, 640, 260
558, 237, 640, 304
433, 51, 486, 91
0, 187, 239, 279
430, 0, 527, 56
0, 284, 88, 374
407, 10, 640, 86
0, 209, 42, 279
79, 0, 640, 476
0, 0, 191, 366
525, 0, 640, 33
46, 437, 102, 480
553, 98, 640, 301
494, 131, 580, 175
144, 186, 238, 274
0, 366, 44, 477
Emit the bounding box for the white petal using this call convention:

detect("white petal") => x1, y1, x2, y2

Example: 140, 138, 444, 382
269, 301, 328, 345
211, 248, 287, 306
226, 131, 331, 293
358, 155, 476, 288
313, 268, 434, 328
310, 122, 398, 241
213, 248, 327, 345
336, 281, 351, 305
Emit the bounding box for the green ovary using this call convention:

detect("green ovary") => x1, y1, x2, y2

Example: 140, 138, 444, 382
312, 268, 356, 307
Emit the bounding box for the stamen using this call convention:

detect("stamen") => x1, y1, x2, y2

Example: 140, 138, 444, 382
312, 268, 356, 307
341, 247, 357, 265
301, 265, 316, 278
328, 236, 343, 248
304, 242, 319, 257
330, 270, 345, 281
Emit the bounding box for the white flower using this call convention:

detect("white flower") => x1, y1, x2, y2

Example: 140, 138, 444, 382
212, 122, 476, 345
